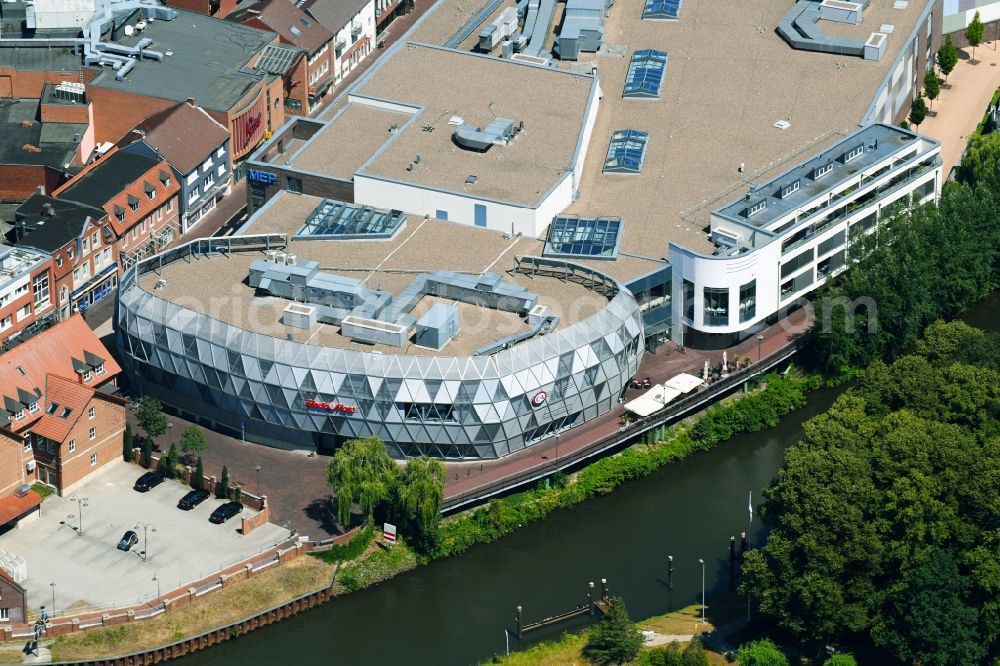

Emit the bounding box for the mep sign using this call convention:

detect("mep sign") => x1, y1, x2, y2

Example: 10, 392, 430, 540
248, 169, 277, 185
383, 523, 397, 545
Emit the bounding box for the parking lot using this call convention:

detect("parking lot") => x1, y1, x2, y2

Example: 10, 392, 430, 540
0, 462, 289, 615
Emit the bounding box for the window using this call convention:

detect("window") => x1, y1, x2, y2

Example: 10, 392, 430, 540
623, 49, 667, 99
544, 216, 622, 259
216, 146, 225, 158
116, 210, 126, 223
91, 232, 98, 247
682, 279, 695, 320
31, 273, 50, 309
13, 409, 23, 420
603, 129, 648, 174
16, 366, 25, 376
643, 0, 681, 19
146, 189, 156, 201
739, 281, 756, 322
88, 427, 96, 440
23, 440, 31, 452
167, 198, 174, 212
88, 406, 95, 419
812, 162, 834, 179
703, 287, 730, 326
55, 256, 63, 268
60, 407, 71, 418
131, 227, 138, 239
82, 370, 92, 382
746, 199, 767, 218
69, 440, 76, 453
95, 363, 105, 375
398, 402, 457, 422
129, 200, 139, 213
0, 608, 8, 621
217, 164, 225, 177
82, 236, 89, 253
28, 402, 38, 414
46, 402, 59, 415
90, 453, 97, 466
841, 144, 865, 164
67, 246, 74, 259
204, 172, 215, 188
287, 177, 302, 193
0, 316, 11, 331
781, 248, 814, 279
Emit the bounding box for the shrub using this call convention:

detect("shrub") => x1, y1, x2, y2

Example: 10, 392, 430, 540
736, 639, 789, 666
310, 526, 375, 564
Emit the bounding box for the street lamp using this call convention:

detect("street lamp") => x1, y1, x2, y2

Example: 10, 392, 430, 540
255, 464, 261, 495
240, 421, 245, 445
135, 522, 157, 562
698, 558, 705, 623
555, 433, 560, 462
756, 334, 764, 362
49, 582, 55, 618
68, 496, 88, 537
152, 574, 160, 600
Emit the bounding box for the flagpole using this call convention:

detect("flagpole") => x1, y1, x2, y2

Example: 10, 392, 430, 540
747, 490, 752, 624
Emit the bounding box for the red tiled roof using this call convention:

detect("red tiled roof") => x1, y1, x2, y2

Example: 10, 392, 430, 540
0, 316, 120, 431
30, 375, 94, 443
0, 489, 41, 527
124, 102, 230, 175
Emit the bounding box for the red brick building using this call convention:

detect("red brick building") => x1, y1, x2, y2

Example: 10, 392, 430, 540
0, 315, 126, 496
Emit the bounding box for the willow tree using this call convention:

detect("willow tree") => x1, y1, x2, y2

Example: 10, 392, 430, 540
394, 457, 446, 551
326, 436, 398, 527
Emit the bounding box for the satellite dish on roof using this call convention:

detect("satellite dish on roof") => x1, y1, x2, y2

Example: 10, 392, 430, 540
123, 24, 135, 37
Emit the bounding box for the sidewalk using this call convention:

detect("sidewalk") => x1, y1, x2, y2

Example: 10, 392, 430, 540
918, 40, 1000, 176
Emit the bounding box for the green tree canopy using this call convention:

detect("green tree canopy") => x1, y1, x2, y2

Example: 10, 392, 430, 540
744, 326, 1000, 661
218, 464, 229, 499
938, 34, 958, 82
326, 436, 398, 527
909, 94, 928, 128
923, 70, 940, 108
967, 11, 985, 62
179, 426, 208, 455
680, 638, 709, 666
136, 397, 167, 442
822, 655, 856, 666
735, 639, 789, 666
393, 457, 445, 553
582, 596, 643, 665
123, 422, 134, 462
192, 456, 204, 490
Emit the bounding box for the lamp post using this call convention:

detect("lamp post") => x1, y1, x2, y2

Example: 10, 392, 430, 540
135, 522, 157, 562
698, 558, 705, 623
255, 464, 261, 495
756, 334, 764, 362
240, 421, 245, 446
555, 434, 560, 462
68, 496, 88, 537
50, 582, 55, 618
152, 574, 160, 600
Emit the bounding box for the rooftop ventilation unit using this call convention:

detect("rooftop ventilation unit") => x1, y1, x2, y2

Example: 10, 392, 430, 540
453, 117, 518, 152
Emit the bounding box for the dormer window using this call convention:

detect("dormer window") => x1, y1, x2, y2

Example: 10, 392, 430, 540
28, 402, 38, 414
128, 195, 140, 213
95, 363, 105, 375
14, 410, 23, 420
82, 370, 92, 382
114, 205, 126, 223
144, 181, 157, 201
46, 402, 59, 415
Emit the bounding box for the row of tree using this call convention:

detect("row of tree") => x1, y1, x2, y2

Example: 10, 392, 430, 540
326, 436, 446, 553
744, 320, 1000, 665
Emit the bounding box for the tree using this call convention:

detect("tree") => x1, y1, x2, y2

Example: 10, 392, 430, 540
967, 11, 984, 63
218, 465, 229, 499
646, 643, 683, 666
123, 422, 134, 462
872, 549, 986, 666
159, 443, 179, 478
923, 70, 940, 111
192, 456, 204, 490
141, 437, 153, 469
582, 596, 642, 665
938, 34, 958, 83
822, 655, 857, 666
179, 426, 208, 456
135, 397, 167, 449
735, 639, 789, 666
909, 94, 928, 129
393, 457, 445, 553
326, 436, 397, 527
680, 638, 709, 666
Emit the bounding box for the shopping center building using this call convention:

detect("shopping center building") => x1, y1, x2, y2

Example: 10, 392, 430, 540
116, 0, 944, 457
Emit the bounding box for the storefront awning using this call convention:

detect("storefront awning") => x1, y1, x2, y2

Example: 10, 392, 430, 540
624, 384, 681, 417
664, 373, 704, 393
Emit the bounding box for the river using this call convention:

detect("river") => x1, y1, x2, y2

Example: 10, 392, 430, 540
183, 294, 998, 666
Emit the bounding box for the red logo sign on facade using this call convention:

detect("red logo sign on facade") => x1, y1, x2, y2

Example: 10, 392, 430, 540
304, 399, 357, 414
244, 113, 262, 142
531, 391, 548, 406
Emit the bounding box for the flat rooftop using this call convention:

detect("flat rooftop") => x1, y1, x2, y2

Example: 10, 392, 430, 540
562, 0, 930, 260
87, 9, 276, 112
324, 42, 594, 206
0, 99, 82, 169
140, 191, 608, 357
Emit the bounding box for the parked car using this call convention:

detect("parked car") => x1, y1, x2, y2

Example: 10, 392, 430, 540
178, 489, 210, 510
134, 471, 164, 492
209, 501, 243, 524
117, 530, 139, 551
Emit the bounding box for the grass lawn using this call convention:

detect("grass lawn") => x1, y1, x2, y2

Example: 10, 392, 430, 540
0, 648, 22, 663
486, 604, 730, 665
30, 483, 54, 499
47, 555, 334, 662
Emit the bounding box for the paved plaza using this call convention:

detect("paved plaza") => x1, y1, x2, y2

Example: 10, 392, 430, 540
0, 462, 289, 614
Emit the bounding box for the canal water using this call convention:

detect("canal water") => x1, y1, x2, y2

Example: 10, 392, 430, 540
185, 295, 998, 666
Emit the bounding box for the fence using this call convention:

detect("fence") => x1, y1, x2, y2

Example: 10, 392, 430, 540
440, 341, 802, 512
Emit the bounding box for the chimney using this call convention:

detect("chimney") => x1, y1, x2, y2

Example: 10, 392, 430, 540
35, 185, 45, 196
186, 98, 196, 106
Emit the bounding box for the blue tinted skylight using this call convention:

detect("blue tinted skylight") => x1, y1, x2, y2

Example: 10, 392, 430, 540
296, 200, 406, 240
623, 49, 667, 99
643, 0, 681, 20
603, 129, 648, 174
544, 216, 623, 260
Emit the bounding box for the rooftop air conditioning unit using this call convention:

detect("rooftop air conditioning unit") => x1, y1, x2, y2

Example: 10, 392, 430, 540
274, 251, 287, 264
264, 249, 278, 262
285, 253, 297, 265
25, 460, 35, 472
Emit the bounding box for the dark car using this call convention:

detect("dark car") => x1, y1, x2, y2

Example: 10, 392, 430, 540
178, 489, 210, 510
134, 471, 164, 492
117, 530, 138, 551
209, 502, 243, 524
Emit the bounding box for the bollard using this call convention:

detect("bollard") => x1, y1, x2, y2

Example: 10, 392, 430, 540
515, 605, 523, 639
667, 555, 674, 590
